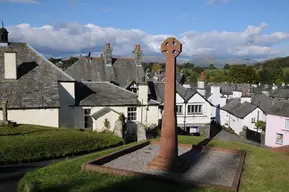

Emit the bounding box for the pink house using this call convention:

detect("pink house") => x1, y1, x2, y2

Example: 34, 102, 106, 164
265, 101, 289, 147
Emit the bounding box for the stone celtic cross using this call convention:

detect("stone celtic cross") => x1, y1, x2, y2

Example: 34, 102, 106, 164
161, 37, 182, 58
148, 37, 183, 172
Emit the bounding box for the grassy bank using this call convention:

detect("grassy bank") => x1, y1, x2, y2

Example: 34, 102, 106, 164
0, 124, 123, 165
18, 136, 289, 192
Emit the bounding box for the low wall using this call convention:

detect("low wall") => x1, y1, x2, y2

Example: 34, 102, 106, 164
272, 145, 289, 154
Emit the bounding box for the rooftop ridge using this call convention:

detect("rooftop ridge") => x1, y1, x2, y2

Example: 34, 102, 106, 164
82, 81, 139, 96
26, 43, 75, 81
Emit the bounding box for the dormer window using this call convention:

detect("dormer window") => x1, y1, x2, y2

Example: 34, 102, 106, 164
129, 83, 138, 93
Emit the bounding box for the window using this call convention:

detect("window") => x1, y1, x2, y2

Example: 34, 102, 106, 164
276, 133, 283, 145
187, 105, 202, 114
127, 107, 137, 121
84, 109, 93, 128
285, 119, 289, 130
176, 105, 183, 114
251, 117, 256, 123
129, 83, 138, 93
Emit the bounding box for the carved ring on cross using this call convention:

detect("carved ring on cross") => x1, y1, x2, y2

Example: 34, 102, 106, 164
161, 37, 182, 58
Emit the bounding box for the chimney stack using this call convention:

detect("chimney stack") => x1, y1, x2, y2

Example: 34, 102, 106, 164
133, 44, 142, 66
4, 49, 17, 80
103, 43, 112, 65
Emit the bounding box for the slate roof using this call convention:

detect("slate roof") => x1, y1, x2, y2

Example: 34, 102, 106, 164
222, 98, 241, 112
0, 42, 74, 109
251, 93, 273, 114
270, 87, 289, 99
221, 99, 258, 119
75, 81, 139, 106
91, 107, 120, 119
232, 102, 257, 118
147, 81, 212, 105
208, 83, 262, 95
268, 100, 289, 117
65, 57, 145, 87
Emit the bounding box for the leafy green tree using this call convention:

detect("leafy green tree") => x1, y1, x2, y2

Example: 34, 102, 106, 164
208, 64, 216, 69
255, 121, 266, 132
224, 64, 230, 70
151, 63, 162, 73
49, 57, 56, 64
193, 66, 204, 74
283, 71, 289, 84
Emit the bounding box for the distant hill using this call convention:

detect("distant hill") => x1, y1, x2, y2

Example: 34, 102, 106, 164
254, 56, 289, 69
141, 55, 257, 67
188, 55, 257, 67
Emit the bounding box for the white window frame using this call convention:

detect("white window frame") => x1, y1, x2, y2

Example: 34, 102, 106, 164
129, 83, 138, 93
276, 133, 283, 145
251, 117, 256, 123
176, 105, 183, 114
284, 119, 289, 131
84, 108, 93, 128
187, 105, 202, 115
127, 107, 137, 121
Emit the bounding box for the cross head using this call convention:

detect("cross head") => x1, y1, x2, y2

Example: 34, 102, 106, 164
161, 37, 182, 58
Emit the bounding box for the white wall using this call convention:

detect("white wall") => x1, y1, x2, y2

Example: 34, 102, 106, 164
94, 110, 120, 132
138, 83, 148, 105
243, 108, 266, 132
220, 107, 266, 135
58, 82, 75, 128
82, 105, 160, 132
176, 93, 212, 128
233, 91, 242, 98
241, 97, 251, 103
0, 108, 59, 127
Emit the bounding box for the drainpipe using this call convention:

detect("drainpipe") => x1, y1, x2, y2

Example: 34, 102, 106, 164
183, 102, 187, 133
141, 99, 143, 124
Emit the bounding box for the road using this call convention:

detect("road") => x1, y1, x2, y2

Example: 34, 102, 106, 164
0, 160, 54, 192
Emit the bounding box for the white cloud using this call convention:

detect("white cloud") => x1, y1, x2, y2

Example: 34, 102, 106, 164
0, 0, 39, 4
6, 22, 289, 59
206, 0, 229, 5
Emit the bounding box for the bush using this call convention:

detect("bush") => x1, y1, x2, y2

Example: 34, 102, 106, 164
103, 118, 111, 130
255, 121, 266, 132
0, 124, 123, 165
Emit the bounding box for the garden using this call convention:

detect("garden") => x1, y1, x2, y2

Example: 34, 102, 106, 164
18, 136, 289, 192
0, 124, 123, 165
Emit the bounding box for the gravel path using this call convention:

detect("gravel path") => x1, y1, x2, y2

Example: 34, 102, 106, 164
104, 144, 241, 187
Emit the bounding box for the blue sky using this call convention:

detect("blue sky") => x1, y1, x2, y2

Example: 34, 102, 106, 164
0, 0, 289, 60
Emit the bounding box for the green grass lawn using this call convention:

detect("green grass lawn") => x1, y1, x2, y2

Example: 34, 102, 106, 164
0, 124, 123, 165
18, 136, 289, 192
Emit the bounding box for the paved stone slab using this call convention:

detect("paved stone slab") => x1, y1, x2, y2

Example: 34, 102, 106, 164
103, 144, 241, 187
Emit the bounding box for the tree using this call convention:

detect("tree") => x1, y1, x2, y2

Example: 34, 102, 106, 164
193, 66, 204, 74
283, 71, 289, 84
151, 63, 162, 73
104, 118, 111, 130
186, 70, 198, 84
49, 57, 57, 64
208, 64, 216, 69
244, 66, 258, 83
224, 64, 230, 70
255, 121, 266, 132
